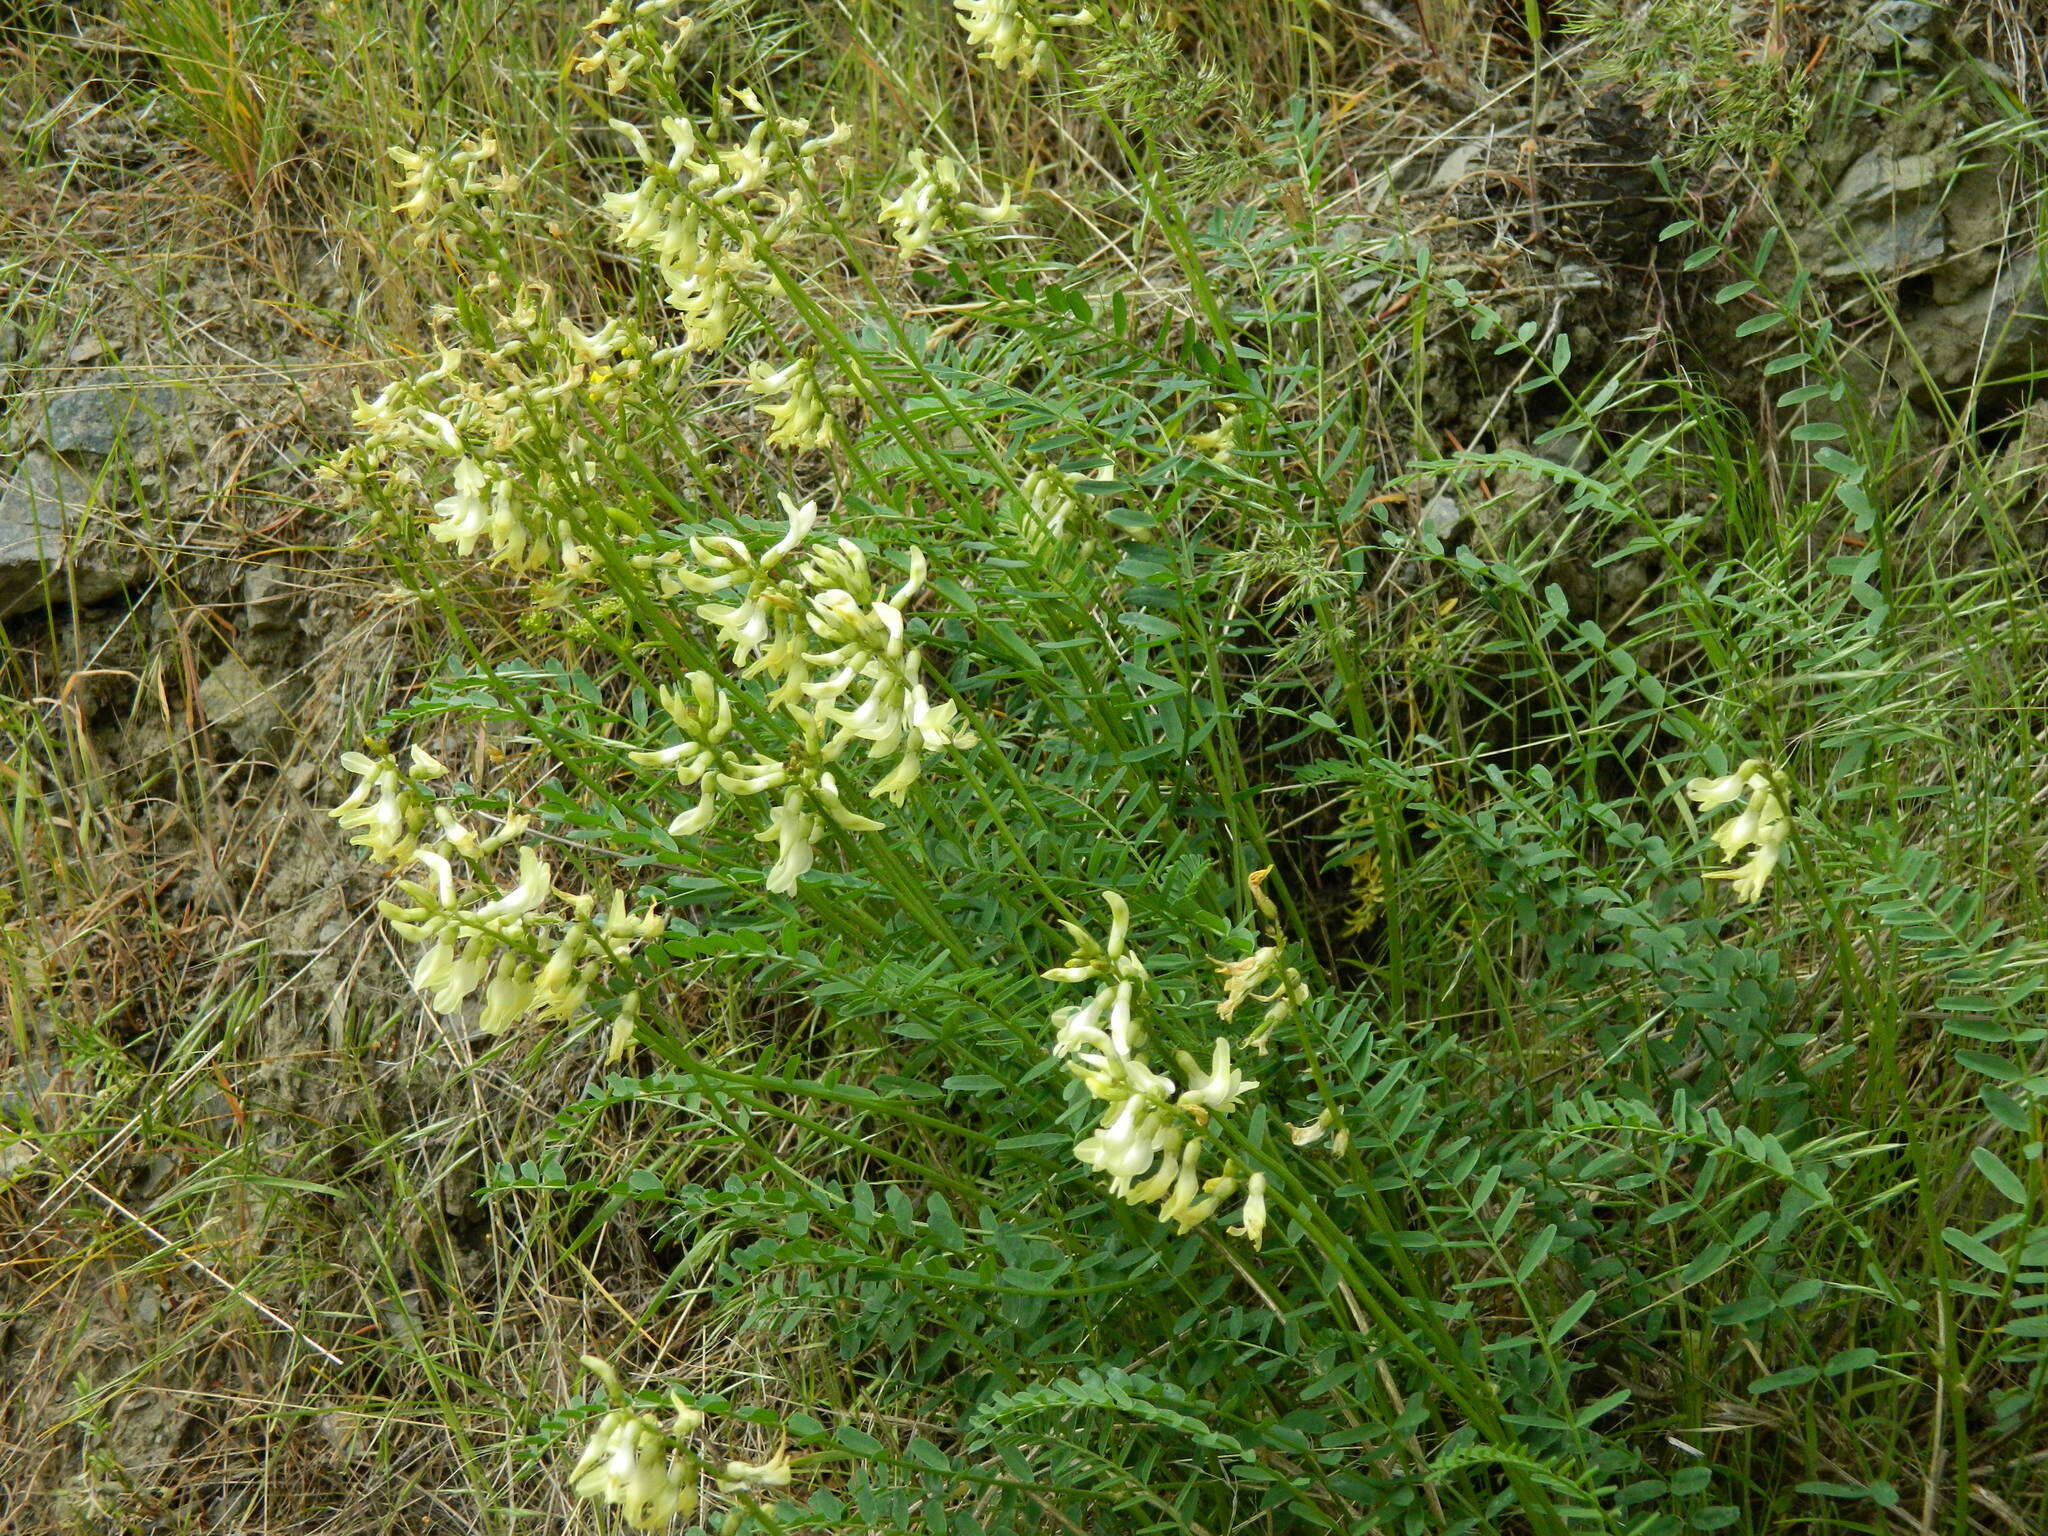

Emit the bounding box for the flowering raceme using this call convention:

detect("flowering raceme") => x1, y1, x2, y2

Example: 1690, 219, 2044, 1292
1044, 893, 1270, 1246
1212, 866, 1309, 1052
568, 1357, 705, 1530
953, 0, 1095, 75
629, 671, 789, 837
332, 747, 662, 1045
624, 496, 976, 893
333, 286, 674, 577
1185, 404, 1241, 466
602, 100, 850, 351
566, 1357, 804, 1527
745, 355, 843, 450
1015, 459, 1137, 557
876, 150, 1021, 259
1685, 757, 1792, 902
377, 842, 665, 1038
331, 745, 450, 866
387, 136, 518, 245
577, 0, 696, 94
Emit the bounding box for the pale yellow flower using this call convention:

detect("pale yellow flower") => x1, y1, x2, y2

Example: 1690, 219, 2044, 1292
567, 1358, 703, 1530
1686, 756, 1791, 904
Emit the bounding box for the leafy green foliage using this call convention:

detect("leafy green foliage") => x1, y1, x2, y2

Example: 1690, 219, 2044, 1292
334, 15, 2048, 1535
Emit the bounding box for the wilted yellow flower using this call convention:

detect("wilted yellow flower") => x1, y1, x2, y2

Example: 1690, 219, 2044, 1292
1213, 866, 1310, 1051
1288, 1107, 1349, 1156
1228, 1172, 1269, 1249
1186, 404, 1240, 466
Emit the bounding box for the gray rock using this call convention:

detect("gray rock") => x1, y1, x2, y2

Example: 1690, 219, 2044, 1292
197, 655, 295, 757
317, 1411, 377, 1464
1417, 492, 1467, 544
1834, 150, 1942, 211
1534, 428, 1595, 473
1429, 133, 1501, 194
1601, 554, 1656, 613
0, 1059, 55, 1119
39, 374, 180, 457
1902, 255, 2048, 392
1818, 150, 1948, 277
107, 1389, 192, 1478
243, 560, 296, 632
129, 1284, 168, 1329
1849, 1, 1938, 55
1934, 165, 2011, 304
0, 452, 131, 616
1821, 207, 1946, 277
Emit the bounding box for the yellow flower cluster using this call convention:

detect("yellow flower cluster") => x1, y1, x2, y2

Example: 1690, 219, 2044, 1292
337, 287, 673, 575
387, 137, 518, 245
1685, 756, 1792, 903
576, 0, 696, 94
568, 1357, 796, 1530
625, 496, 976, 892
953, 0, 1095, 75
332, 750, 663, 1045
1212, 866, 1309, 1053
1044, 893, 1269, 1246
1185, 405, 1241, 467
379, 846, 664, 1036
330, 744, 451, 865
1015, 460, 1130, 556
745, 356, 844, 450
603, 98, 851, 351
876, 149, 1021, 259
